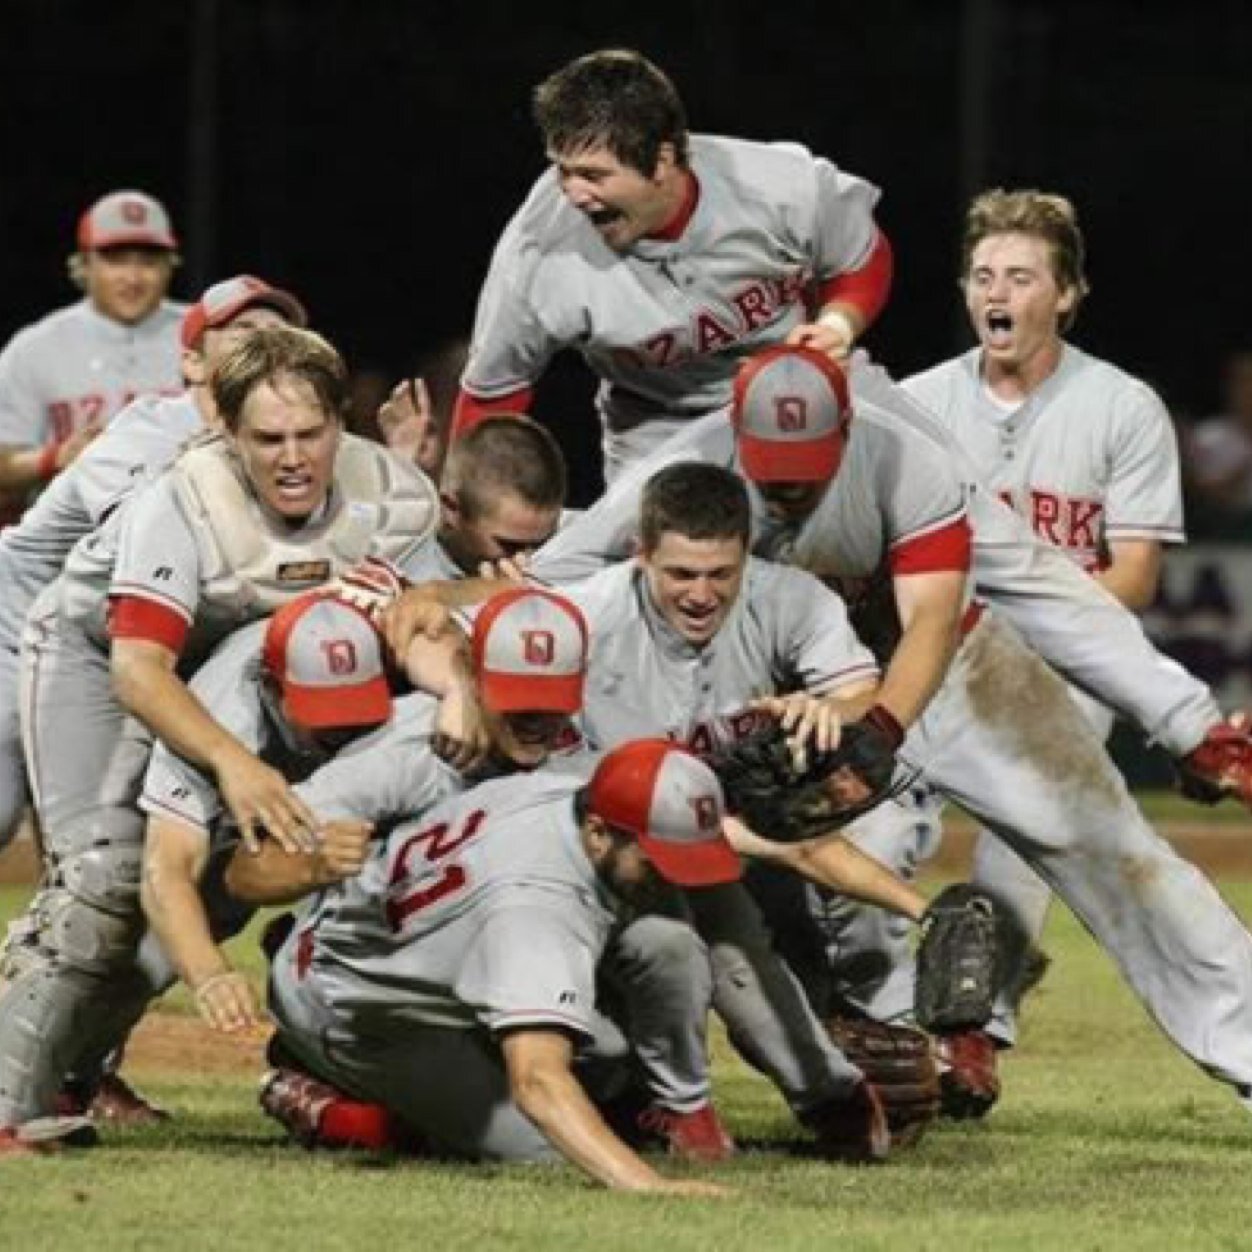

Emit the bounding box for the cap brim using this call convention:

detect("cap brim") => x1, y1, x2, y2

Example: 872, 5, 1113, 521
480, 671, 584, 714
282, 678, 393, 730
638, 830, 742, 887
738, 431, 840, 483
88, 231, 178, 251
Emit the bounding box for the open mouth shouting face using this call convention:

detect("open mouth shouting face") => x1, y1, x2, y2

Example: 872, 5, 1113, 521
965, 232, 1076, 377
549, 142, 681, 253
231, 376, 341, 524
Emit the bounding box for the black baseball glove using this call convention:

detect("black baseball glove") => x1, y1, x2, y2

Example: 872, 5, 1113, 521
709, 716, 902, 843
914, 883, 1001, 1033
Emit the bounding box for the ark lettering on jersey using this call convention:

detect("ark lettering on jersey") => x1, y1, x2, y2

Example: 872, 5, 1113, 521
611, 273, 810, 372
999, 487, 1104, 556
675, 706, 773, 757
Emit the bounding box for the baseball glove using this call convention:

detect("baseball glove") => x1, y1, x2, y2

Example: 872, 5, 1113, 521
914, 883, 1000, 1034
825, 1013, 940, 1147
709, 717, 902, 843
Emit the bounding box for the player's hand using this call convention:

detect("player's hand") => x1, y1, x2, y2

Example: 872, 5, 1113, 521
786, 317, 854, 361
214, 748, 319, 855
57, 416, 107, 470
432, 681, 490, 771
751, 693, 843, 770
193, 969, 262, 1034
645, 1179, 734, 1199
378, 377, 442, 475
476, 553, 532, 583
311, 820, 374, 883
379, 588, 453, 660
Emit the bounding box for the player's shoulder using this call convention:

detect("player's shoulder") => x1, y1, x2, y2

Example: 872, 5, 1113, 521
497, 168, 588, 260
900, 350, 978, 408
187, 618, 267, 698
692, 133, 820, 182
0, 299, 92, 354
139, 300, 188, 337
1060, 344, 1171, 425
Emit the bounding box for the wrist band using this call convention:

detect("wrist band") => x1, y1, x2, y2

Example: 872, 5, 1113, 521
37, 441, 62, 481
864, 703, 905, 750
817, 308, 856, 343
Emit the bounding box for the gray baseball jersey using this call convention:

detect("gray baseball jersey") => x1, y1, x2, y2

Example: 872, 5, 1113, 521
557, 558, 878, 753
0, 393, 201, 652
464, 134, 880, 470
903, 344, 1184, 571
291, 763, 613, 1038
0, 299, 185, 449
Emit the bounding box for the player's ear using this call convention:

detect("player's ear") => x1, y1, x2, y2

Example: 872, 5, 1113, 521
181, 344, 207, 387
652, 142, 679, 181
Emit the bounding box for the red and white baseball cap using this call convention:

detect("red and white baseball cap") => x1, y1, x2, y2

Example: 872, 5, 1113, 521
77, 190, 178, 252
181, 275, 308, 349
472, 588, 588, 714
588, 739, 741, 888
262, 592, 393, 730
731, 345, 852, 483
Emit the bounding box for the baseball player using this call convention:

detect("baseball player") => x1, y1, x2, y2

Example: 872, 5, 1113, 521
0, 191, 186, 518
0, 326, 440, 1142
259, 738, 739, 1195
893, 188, 1188, 1110
510, 346, 1252, 1112
237, 588, 745, 1163
540, 459, 934, 1156
403, 414, 567, 583
454, 49, 892, 482
0, 274, 307, 856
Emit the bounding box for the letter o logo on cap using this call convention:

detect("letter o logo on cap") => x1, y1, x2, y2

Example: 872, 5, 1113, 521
775, 395, 808, 433
690, 794, 720, 832
521, 629, 556, 666
322, 639, 359, 676
121, 198, 147, 225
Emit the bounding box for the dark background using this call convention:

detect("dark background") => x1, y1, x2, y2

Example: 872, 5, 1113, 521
3, 0, 1250, 503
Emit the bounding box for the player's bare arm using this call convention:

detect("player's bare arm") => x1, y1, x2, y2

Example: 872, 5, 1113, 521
224, 819, 374, 905
722, 815, 926, 921
879, 569, 967, 730
500, 1028, 730, 1196
379, 576, 510, 658
111, 637, 318, 855
140, 816, 263, 1034
1096, 538, 1164, 613
377, 376, 442, 476
398, 624, 490, 770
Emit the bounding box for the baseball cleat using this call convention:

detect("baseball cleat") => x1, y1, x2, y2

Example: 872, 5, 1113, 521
0, 1115, 99, 1157
803, 1080, 891, 1163
1178, 717, 1252, 807
259, 1067, 398, 1151
88, 1074, 171, 1125
635, 1101, 736, 1163
935, 1028, 1002, 1119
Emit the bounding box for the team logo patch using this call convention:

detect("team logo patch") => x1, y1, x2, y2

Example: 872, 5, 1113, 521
276, 559, 332, 584
775, 395, 808, 433
690, 794, 720, 832
121, 199, 147, 224
322, 639, 358, 675
521, 629, 555, 666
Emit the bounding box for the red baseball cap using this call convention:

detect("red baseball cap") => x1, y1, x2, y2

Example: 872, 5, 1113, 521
588, 739, 742, 888
262, 592, 393, 730
731, 345, 852, 483
472, 588, 588, 714
181, 275, 308, 349
77, 190, 178, 251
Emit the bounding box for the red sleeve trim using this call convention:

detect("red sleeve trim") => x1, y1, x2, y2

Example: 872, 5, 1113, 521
108, 595, 189, 654
451, 386, 535, 440
889, 515, 972, 576
816, 229, 894, 329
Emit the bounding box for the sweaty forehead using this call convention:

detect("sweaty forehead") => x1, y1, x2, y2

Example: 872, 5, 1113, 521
239, 377, 334, 431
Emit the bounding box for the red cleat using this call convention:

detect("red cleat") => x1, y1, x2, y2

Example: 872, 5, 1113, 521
636, 1101, 736, 1163
935, 1029, 1001, 1119
259, 1067, 400, 1151
1179, 717, 1252, 806
804, 1080, 891, 1163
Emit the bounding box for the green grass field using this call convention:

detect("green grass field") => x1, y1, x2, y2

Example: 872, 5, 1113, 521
3, 871, 1252, 1250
